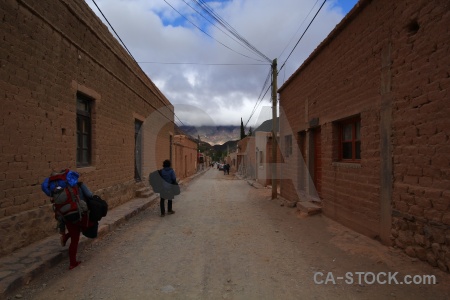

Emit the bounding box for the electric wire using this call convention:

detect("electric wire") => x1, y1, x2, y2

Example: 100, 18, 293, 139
93, 0, 325, 133
278, 0, 320, 59
244, 0, 326, 128
91, 0, 189, 129
91, 0, 136, 62
244, 68, 271, 129
162, 0, 273, 129
163, 0, 266, 62
186, 0, 273, 128
192, 0, 271, 63
278, 0, 327, 74
243, 0, 325, 128
137, 62, 269, 66
181, 0, 262, 60
258, 69, 272, 100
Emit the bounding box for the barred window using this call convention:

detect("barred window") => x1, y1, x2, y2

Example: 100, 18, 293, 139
76, 93, 92, 167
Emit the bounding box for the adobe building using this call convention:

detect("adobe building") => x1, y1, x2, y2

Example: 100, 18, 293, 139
173, 135, 198, 179
237, 119, 281, 186
228, 151, 237, 173
237, 136, 256, 179
0, 0, 174, 257
278, 0, 450, 271
255, 131, 281, 187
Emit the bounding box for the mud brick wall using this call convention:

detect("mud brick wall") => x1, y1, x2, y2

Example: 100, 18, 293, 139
0, 0, 173, 257
279, 0, 385, 239
173, 135, 197, 179
237, 136, 250, 177
389, 0, 450, 272
279, 0, 450, 272
246, 137, 256, 179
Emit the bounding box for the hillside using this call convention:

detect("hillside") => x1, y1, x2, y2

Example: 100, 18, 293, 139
179, 125, 241, 146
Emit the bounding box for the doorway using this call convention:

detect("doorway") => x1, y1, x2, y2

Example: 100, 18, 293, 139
134, 120, 143, 181
312, 127, 322, 198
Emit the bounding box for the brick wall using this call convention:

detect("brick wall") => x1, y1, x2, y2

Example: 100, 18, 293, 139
237, 137, 249, 176
279, 0, 384, 238
236, 136, 256, 179
0, 0, 173, 257
389, 0, 450, 272
278, 0, 450, 271
173, 135, 197, 179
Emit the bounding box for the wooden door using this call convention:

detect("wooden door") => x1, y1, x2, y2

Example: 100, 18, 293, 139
313, 127, 322, 197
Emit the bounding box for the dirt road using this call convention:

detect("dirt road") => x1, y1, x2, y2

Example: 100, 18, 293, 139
11, 168, 450, 299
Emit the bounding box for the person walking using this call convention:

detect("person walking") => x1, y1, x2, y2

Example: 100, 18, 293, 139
160, 159, 177, 217
42, 170, 95, 270
62, 181, 94, 270
223, 163, 229, 175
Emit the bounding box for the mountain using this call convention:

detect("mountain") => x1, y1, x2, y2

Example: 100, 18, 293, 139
179, 125, 241, 146
212, 140, 238, 153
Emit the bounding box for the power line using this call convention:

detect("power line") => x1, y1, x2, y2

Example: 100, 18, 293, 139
244, 67, 271, 129
192, 0, 272, 63
162, 0, 267, 62
180, 0, 273, 128
279, 0, 327, 73
181, 0, 263, 60
137, 62, 269, 66
244, 0, 327, 128
91, 0, 190, 130
91, 0, 136, 62
278, 0, 320, 59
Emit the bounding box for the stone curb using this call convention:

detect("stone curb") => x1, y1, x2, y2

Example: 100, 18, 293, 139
234, 173, 266, 190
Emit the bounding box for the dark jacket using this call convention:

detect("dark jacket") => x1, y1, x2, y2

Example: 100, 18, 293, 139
160, 167, 177, 199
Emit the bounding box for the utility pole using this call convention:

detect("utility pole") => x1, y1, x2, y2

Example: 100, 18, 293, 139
271, 59, 278, 200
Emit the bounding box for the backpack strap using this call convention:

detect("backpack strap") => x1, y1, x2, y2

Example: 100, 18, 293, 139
66, 185, 83, 221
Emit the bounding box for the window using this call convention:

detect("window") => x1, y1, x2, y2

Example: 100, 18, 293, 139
339, 117, 361, 161
76, 93, 92, 167
285, 135, 292, 157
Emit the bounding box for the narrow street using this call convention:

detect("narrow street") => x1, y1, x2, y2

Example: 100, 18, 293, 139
13, 169, 450, 300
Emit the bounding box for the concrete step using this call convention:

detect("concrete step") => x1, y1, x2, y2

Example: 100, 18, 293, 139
135, 187, 154, 198
296, 201, 322, 216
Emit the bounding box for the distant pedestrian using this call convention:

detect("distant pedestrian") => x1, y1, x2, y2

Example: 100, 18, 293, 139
160, 159, 177, 217
225, 163, 230, 175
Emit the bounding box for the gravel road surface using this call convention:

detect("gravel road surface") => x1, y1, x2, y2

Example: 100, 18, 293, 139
10, 168, 450, 299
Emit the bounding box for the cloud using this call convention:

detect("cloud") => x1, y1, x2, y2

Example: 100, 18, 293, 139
87, 0, 355, 127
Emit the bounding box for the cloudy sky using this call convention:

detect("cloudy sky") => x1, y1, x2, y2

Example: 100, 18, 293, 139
86, 0, 358, 128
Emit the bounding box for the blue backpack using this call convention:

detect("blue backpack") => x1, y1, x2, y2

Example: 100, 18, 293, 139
41, 169, 85, 222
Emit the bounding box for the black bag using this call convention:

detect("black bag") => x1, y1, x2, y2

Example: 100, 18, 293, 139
82, 221, 98, 238
171, 181, 180, 196
149, 170, 164, 193
87, 195, 108, 222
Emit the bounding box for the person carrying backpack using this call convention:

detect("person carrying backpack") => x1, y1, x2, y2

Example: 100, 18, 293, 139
42, 170, 95, 270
